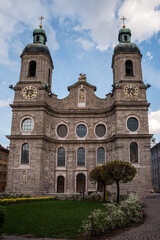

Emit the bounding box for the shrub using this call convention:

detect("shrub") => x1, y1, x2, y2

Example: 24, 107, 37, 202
53, 193, 103, 201
84, 192, 103, 201
120, 193, 143, 223
0, 206, 6, 227
81, 194, 143, 236
0, 193, 30, 199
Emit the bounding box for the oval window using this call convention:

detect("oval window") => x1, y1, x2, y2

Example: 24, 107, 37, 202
127, 117, 139, 131
22, 118, 34, 132
95, 124, 106, 137
76, 124, 87, 138
57, 124, 68, 138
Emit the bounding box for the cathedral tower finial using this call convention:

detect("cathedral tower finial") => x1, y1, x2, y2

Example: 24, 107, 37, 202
120, 16, 127, 28
39, 16, 45, 29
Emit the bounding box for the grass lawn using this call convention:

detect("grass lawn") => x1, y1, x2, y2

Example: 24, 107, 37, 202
0, 200, 105, 239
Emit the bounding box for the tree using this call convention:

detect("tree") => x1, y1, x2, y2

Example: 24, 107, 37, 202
106, 160, 137, 204
89, 165, 113, 202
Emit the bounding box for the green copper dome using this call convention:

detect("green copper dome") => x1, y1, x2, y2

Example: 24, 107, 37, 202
33, 28, 47, 44
114, 27, 141, 55
118, 28, 131, 43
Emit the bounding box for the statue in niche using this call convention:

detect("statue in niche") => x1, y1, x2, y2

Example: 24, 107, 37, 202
44, 171, 49, 181
79, 89, 85, 102
21, 171, 27, 181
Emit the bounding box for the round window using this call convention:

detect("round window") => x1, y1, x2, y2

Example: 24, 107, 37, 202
76, 124, 87, 138
95, 124, 106, 137
57, 124, 68, 138
22, 118, 34, 132
127, 117, 139, 131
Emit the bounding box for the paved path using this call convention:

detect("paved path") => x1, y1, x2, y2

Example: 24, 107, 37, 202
2, 194, 160, 240
107, 194, 160, 240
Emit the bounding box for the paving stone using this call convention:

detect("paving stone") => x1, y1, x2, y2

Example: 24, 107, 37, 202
107, 194, 160, 240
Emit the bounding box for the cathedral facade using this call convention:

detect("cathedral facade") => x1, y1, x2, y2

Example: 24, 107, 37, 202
6, 24, 152, 196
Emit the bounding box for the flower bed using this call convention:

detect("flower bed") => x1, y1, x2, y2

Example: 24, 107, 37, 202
0, 196, 54, 205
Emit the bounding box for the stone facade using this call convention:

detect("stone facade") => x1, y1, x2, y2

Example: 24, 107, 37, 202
150, 142, 160, 192
6, 26, 152, 196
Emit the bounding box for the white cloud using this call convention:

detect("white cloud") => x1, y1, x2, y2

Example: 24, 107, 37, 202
0, 99, 12, 107
51, 0, 160, 51
76, 38, 94, 50
51, 0, 119, 51
149, 110, 160, 134
0, 0, 160, 65
0, 0, 59, 64
145, 51, 153, 61
76, 53, 84, 59
118, 0, 160, 43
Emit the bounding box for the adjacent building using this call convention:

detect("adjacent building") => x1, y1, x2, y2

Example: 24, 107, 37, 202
0, 145, 9, 192
151, 142, 160, 192
6, 23, 152, 196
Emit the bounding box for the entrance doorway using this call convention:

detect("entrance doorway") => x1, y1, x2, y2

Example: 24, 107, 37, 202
76, 173, 85, 193
57, 176, 64, 193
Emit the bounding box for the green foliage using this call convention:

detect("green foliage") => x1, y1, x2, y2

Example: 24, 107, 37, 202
0, 193, 30, 199
119, 193, 143, 223
85, 192, 103, 201
89, 165, 113, 185
54, 193, 103, 201
89, 165, 114, 202
106, 160, 137, 203
106, 160, 137, 183
81, 194, 143, 236
0, 206, 6, 227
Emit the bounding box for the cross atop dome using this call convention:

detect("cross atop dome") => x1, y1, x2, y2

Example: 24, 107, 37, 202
39, 16, 45, 29
120, 16, 127, 28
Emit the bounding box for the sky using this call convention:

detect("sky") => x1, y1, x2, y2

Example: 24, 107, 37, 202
0, 0, 160, 147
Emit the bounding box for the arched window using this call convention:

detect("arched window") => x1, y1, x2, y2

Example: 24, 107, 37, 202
124, 35, 128, 41
36, 36, 40, 42
77, 147, 85, 166
76, 173, 85, 193
57, 147, 65, 166
57, 176, 64, 193
21, 143, 29, 164
48, 69, 50, 84
29, 61, 36, 76
125, 60, 133, 76
97, 147, 105, 165
130, 142, 138, 163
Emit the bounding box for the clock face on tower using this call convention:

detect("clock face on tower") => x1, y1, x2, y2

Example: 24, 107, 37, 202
22, 86, 37, 99
124, 84, 138, 98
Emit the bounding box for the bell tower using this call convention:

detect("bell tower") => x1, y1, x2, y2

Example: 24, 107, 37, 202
112, 19, 142, 86
19, 20, 53, 91
109, 18, 152, 196
6, 20, 54, 194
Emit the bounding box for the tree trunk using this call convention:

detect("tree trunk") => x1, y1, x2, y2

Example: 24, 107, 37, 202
103, 183, 106, 202
116, 181, 120, 204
